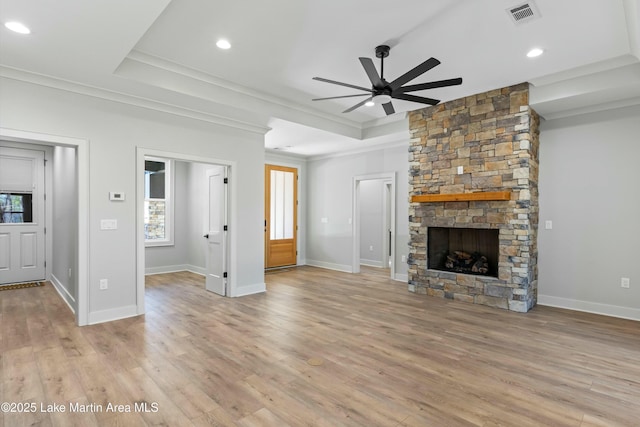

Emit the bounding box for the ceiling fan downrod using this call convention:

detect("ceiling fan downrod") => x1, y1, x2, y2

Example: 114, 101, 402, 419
375, 45, 390, 81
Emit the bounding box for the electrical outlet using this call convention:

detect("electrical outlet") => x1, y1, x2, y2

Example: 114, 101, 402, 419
369, 245, 374, 251
401, 255, 406, 262
68, 268, 72, 278
99, 279, 108, 290
621, 277, 630, 288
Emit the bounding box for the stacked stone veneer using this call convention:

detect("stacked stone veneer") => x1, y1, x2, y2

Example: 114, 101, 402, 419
407, 83, 540, 312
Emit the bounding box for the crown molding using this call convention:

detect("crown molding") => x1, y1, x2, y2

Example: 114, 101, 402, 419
307, 138, 409, 162
125, 50, 363, 131
538, 97, 640, 123
265, 149, 308, 162
0, 65, 270, 135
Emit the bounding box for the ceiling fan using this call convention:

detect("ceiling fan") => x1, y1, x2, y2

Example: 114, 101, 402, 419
312, 45, 462, 116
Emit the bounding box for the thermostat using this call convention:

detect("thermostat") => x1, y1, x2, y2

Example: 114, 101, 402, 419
109, 192, 125, 201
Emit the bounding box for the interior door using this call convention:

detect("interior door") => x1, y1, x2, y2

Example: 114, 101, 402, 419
0, 147, 46, 284
204, 166, 227, 295
265, 165, 297, 268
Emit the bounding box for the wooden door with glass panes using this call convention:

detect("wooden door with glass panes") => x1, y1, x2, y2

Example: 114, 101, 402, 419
265, 165, 297, 268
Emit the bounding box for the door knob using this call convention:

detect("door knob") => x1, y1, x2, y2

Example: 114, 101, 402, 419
203, 234, 209, 238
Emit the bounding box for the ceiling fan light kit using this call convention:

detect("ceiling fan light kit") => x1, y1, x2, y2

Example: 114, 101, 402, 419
312, 45, 462, 116
372, 94, 391, 104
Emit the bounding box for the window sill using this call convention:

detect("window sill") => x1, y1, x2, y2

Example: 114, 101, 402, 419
145, 240, 174, 248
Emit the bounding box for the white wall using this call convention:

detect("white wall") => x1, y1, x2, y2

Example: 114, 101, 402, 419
0, 77, 266, 324
306, 143, 409, 280
359, 179, 385, 267
51, 145, 77, 309
538, 105, 640, 320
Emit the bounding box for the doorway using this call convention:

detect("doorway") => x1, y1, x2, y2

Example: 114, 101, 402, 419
0, 128, 88, 325
352, 173, 396, 279
137, 148, 235, 314
264, 164, 298, 268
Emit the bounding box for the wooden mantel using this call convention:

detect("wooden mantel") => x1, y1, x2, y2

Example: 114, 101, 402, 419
411, 191, 511, 203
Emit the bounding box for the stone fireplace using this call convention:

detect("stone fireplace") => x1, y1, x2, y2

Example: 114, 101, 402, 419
408, 83, 540, 312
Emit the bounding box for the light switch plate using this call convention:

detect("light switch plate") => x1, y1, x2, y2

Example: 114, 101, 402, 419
100, 219, 117, 230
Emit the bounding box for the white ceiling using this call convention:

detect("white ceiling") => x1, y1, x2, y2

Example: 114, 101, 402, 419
1, 0, 639, 157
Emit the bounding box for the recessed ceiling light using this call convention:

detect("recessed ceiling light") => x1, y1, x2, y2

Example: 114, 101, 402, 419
216, 39, 231, 50
527, 48, 544, 58
5, 21, 31, 35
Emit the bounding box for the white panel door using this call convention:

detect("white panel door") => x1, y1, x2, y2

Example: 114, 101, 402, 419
204, 166, 227, 296
0, 147, 46, 284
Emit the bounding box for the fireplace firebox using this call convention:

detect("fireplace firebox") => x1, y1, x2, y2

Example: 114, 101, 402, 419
427, 227, 499, 278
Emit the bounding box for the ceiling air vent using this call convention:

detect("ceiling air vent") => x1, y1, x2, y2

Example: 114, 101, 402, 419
506, 2, 540, 25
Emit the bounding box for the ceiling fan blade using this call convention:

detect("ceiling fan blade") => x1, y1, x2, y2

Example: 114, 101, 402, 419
359, 57, 383, 88
312, 93, 372, 101
343, 97, 373, 113
396, 77, 463, 93
382, 102, 395, 116
393, 93, 440, 106
313, 77, 372, 93
389, 57, 440, 90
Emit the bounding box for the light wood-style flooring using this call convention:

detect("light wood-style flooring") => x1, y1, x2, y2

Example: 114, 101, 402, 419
1, 266, 639, 426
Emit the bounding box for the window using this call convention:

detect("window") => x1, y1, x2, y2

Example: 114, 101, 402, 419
269, 169, 294, 240
144, 157, 174, 246
0, 192, 33, 223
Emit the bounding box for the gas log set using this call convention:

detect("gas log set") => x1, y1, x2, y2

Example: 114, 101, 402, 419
445, 251, 489, 275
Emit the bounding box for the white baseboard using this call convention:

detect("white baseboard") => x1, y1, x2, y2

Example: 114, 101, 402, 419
88, 304, 139, 325
50, 273, 76, 314
232, 282, 266, 297
185, 264, 206, 276
306, 259, 353, 273
394, 273, 408, 283
145, 264, 205, 276
538, 294, 640, 322
360, 259, 384, 268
